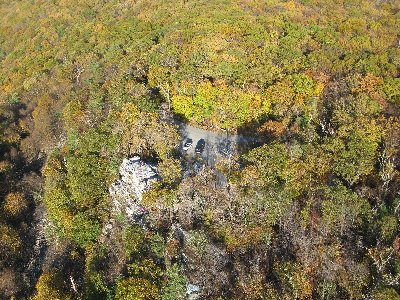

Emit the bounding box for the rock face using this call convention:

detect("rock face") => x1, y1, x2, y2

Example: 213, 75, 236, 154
109, 156, 159, 221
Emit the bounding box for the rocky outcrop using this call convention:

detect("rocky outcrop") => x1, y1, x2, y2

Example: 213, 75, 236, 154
109, 156, 159, 221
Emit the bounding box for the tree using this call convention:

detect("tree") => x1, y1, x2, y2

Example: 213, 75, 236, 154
31, 271, 72, 300
0, 224, 21, 261
161, 264, 187, 300
380, 78, 400, 105
115, 278, 160, 300
158, 157, 182, 187
321, 182, 371, 235
3, 192, 28, 218
123, 225, 145, 257
115, 258, 162, 300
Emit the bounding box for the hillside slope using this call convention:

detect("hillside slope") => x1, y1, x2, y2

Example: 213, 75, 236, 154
0, 0, 400, 299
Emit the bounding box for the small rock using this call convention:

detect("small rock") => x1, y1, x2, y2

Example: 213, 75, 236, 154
187, 283, 201, 295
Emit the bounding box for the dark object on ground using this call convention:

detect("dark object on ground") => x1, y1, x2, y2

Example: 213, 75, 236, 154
183, 138, 193, 151
195, 139, 206, 154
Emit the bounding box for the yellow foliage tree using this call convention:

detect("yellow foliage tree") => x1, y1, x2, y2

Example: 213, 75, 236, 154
3, 192, 28, 218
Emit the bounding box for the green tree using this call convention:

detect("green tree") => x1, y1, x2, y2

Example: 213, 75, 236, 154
161, 264, 187, 300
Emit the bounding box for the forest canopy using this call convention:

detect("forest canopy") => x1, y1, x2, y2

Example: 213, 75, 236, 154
0, 0, 399, 299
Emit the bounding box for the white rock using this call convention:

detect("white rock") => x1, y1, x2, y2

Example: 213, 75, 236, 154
109, 157, 159, 221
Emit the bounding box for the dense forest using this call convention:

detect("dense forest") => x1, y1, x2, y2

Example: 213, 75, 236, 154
0, 0, 400, 299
